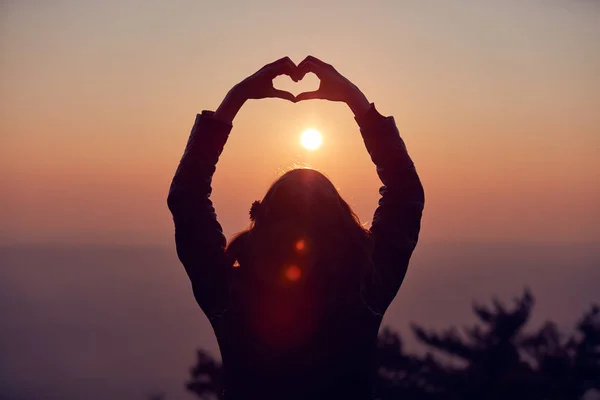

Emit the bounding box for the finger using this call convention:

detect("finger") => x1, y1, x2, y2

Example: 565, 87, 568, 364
268, 88, 296, 102
296, 59, 331, 81
300, 55, 331, 68
298, 55, 333, 74
265, 56, 297, 80
296, 59, 320, 79
295, 90, 325, 102
268, 56, 295, 67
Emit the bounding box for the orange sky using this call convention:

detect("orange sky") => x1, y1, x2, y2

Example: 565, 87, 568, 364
1, 1, 599, 245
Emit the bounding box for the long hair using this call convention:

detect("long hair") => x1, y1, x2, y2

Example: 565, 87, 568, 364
226, 168, 372, 303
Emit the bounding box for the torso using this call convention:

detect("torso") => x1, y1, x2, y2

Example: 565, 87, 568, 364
211, 278, 383, 400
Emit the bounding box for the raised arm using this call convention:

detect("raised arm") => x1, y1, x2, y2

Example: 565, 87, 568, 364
357, 107, 424, 315
167, 57, 297, 320
296, 56, 425, 315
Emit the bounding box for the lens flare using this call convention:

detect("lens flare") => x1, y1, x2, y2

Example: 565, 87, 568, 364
295, 239, 306, 252
285, 265, 301, 282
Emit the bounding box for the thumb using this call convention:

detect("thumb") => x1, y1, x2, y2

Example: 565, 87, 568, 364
269, 88, 296, 102
295, 90, 324, 102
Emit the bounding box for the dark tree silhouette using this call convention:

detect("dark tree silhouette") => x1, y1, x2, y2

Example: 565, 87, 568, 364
185, 290, 600, 400
375, 327, 449, 400
521, 305, 600, 399
186, 350, 224, 400
409, 290, 539, 399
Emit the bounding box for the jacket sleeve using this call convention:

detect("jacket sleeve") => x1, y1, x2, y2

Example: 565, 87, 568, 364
357, 104, 425, 316
167, 111, 233, 321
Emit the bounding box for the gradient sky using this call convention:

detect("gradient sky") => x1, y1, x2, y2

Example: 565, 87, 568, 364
1, 0, 599, 245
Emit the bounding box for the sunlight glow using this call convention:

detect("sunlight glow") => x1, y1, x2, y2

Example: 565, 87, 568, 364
301, 129, 322, 150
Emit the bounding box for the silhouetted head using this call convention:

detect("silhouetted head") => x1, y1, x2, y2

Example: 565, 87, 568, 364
227, 168, 372, 299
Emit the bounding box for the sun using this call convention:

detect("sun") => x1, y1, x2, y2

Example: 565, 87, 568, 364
300, 129, 322, 150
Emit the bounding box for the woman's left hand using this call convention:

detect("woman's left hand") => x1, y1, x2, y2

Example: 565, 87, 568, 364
295, 56, 370, 117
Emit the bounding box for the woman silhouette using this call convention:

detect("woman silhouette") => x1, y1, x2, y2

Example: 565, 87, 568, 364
168, 56, 424, 400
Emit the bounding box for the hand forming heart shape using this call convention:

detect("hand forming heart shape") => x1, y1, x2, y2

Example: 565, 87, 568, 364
235, 56, 370, 111
215, 56, 371, 123
272, 72, 320, 99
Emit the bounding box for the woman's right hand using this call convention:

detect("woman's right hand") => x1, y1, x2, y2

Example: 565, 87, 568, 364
215, 57, 297, 123
233, 56, 297, 102
294, 56, 371, 117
